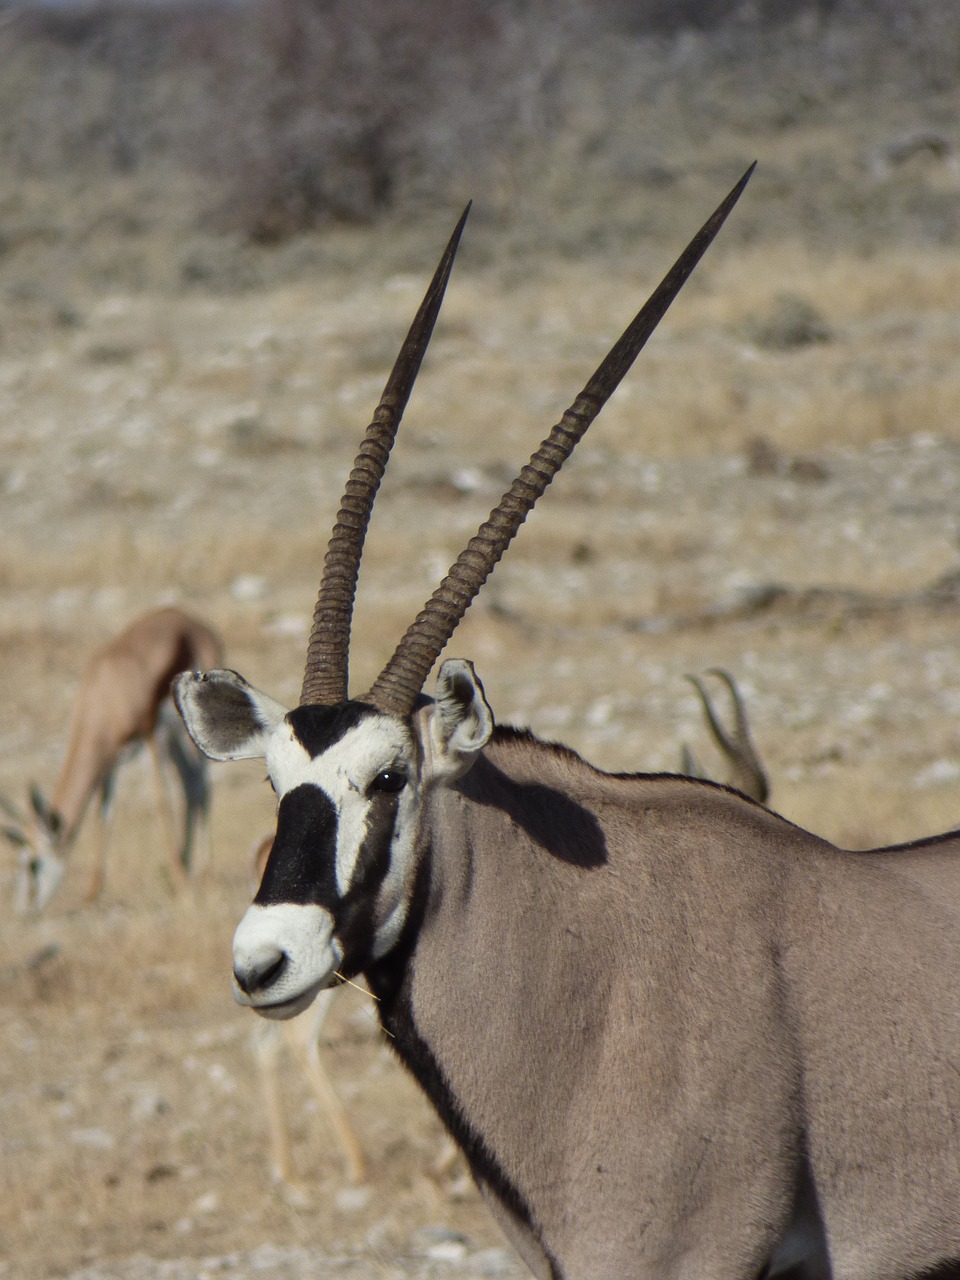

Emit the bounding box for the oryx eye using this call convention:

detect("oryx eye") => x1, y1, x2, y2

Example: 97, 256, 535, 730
368, 769, 407, 796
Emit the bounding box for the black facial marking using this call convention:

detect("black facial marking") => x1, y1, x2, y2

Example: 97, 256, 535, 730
367, 834, 433, 1007
255, 784, 338, 907
368, 768, 407, 795
334, 788, 402, 975
288, 701, 375, 758
254, 775, 405, 976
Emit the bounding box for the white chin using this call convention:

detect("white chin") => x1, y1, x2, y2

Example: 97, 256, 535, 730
232, 975, 331, 1020
231, 902, 341, 1018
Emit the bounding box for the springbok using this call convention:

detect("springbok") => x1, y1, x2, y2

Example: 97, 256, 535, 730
681, 668, 769, 804
175, 170, 960, 1280
5, 606, 222, 912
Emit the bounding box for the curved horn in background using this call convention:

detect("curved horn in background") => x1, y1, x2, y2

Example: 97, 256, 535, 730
365, 165, 756, 716
300, 205, 471, 706
685, 669, 769, 804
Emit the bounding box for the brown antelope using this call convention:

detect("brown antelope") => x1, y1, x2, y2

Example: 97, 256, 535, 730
175, 170, 960, 1280
681, 668, 770, 804
5, 606, 222, 911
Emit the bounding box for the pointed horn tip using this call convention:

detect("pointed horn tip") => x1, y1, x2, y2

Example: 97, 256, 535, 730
727, 162, 758, 202
436, 201, 472, 269
707, 162, 756, 227
704, 669, 743, 700
703, 161, 757, 227
359, 172, 756, 711
702, 667, 733, 686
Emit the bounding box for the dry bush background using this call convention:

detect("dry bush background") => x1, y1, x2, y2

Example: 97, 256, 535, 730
1, 2, 960, 1277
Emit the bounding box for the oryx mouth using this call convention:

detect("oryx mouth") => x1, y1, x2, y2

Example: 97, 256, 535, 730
231, 901, 342, 1020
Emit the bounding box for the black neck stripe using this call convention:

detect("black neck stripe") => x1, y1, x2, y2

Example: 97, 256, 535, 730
373, 965, 563, 1280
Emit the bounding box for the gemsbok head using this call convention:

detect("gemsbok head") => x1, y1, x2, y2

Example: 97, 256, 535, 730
176, 169, 960, 1280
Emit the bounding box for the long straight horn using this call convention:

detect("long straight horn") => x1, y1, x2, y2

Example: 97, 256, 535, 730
365, 165, 756, 716
300, 204, 471, 706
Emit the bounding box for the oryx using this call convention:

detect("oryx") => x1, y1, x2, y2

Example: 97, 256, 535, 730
175, 170, 960, 1280
246, 672, 769, 1199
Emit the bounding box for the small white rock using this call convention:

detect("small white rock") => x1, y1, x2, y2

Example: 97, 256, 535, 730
335, 1185, 372, 1212
230, 573, 268, 602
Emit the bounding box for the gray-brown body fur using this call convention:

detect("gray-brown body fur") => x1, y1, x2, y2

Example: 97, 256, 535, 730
376, 725, 960, 1279
175, 176, 960, 1280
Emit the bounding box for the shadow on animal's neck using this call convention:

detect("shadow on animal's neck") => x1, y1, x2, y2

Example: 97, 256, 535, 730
456, 752, 608, 869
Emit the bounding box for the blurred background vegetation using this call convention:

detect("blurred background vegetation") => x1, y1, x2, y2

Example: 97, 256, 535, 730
0, 0, 956, 277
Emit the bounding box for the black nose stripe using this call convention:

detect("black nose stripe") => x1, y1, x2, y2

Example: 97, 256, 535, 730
255, 784, 339, 908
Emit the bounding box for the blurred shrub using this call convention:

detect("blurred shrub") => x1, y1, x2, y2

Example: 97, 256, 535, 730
185, 0, 533, 237
743, 293, 833, 351
0, 0, 956, 242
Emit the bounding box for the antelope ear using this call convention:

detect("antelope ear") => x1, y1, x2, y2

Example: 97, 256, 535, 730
30, 784, 51, 823
421, 659, 494, 782
173, 669, 289, 761
29, 786, 62, 837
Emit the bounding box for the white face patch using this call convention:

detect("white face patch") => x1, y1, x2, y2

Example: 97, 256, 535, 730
232, 902, 341, 1019
266, 715, 419, 892
15, 847, 65, 915
258, 710, 424, 974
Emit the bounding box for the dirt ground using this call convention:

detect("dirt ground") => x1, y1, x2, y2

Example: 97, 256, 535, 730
3, 49, 960, 1280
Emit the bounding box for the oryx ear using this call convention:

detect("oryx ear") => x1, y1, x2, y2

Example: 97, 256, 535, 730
173, 669, 289, 761
421, 659, 494, 782
29, 786, 61, 837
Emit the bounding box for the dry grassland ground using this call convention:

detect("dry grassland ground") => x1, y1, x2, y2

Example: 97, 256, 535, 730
3, 98, 960, 1279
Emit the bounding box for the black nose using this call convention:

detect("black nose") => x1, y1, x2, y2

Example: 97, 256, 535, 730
233, 949, 287, 996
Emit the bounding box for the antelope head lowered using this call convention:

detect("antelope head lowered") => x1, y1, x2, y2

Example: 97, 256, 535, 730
176, 171, 960, 1280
